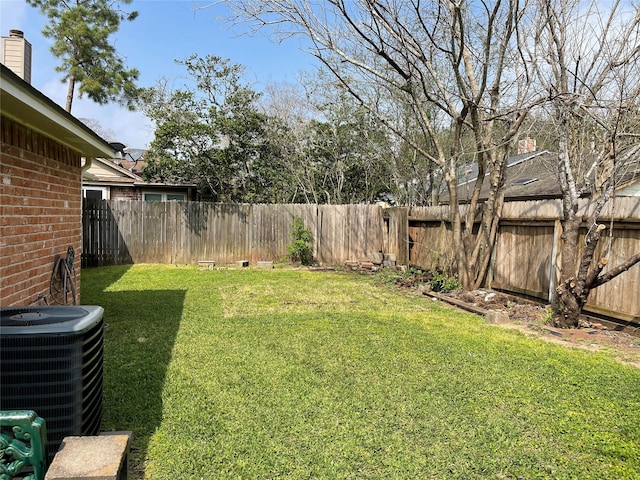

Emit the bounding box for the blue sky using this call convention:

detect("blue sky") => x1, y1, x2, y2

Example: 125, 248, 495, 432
0, 0, 316, 148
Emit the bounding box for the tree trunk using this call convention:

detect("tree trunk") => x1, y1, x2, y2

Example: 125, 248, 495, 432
553, 203, 581, 326
554, 214, 608, 328
555, 278, 588, 328
66, 75, 76, 113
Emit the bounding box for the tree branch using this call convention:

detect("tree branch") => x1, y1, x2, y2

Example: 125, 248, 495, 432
592, 252, 640, 288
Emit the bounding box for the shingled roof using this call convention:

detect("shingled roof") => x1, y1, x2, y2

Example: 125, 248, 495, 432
441, 150, 560, 203
442, 149, 640, 203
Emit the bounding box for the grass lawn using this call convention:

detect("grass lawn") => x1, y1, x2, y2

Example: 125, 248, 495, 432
81, 264, 640, 479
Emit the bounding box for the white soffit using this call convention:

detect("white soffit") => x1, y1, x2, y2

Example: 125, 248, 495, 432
1, 65, 116, 159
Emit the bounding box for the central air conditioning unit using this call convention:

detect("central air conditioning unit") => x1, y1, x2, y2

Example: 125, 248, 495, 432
0, 305, 104, 461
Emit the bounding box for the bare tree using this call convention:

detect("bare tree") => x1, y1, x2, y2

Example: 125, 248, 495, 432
259, 79, 324, 203
79, 118, 117, 142
221, 0, 544, 288
263, 76, 396, 204
530, 0, 640, 327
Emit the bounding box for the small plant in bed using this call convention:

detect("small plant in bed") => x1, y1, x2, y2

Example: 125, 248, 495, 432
287, 217, 314, 265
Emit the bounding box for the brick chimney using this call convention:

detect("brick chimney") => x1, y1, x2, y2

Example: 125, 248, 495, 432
2, 30, 32, 83
518, 137, 536, 155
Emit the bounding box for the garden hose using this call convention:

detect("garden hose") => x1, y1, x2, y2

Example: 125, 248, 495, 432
49, 246, 77, 305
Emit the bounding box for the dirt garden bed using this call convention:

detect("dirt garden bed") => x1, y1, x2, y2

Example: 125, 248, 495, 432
432, 289, 640, 368
388, 272, 640, 368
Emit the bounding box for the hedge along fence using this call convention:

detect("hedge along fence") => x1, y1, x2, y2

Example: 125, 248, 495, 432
82, 200, 392, 268
407, 197, 640, 325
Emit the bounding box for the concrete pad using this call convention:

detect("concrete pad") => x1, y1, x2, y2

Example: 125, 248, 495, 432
45, 433, 132, 480
368, 252, 384, 264
197, 260, 216, 269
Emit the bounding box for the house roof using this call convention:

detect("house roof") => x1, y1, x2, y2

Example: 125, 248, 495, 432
83, 156, 198, 188
443, 150, 561, 203
83, 157, 142, 186
1, 63, 117, 158
444, 149, 640, 203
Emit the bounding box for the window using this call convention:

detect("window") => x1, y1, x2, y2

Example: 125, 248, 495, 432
143, 193, 163, 202
83, 187, 107, 200
143, 192, 186, 202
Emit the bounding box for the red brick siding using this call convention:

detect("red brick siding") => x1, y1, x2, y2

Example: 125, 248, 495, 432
1, 116, 83, 306
111, 186, 142, 200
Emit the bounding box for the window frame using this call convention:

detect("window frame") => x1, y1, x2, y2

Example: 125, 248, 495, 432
142, 191, 186, 202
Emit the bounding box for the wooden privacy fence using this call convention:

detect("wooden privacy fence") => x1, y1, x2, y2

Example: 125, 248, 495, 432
82, 200, 392, 268
82, 198, 639, 324
408, 197, 640, 325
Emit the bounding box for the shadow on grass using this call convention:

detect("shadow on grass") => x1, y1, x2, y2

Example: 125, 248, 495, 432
81, 266, 184, 478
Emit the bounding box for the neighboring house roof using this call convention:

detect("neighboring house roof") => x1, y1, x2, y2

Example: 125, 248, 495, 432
444, 149, 640, 203
83, 157, 142, 185
0, 63, 117, 159
83, 156, 197, 188
442, 150, 560, 203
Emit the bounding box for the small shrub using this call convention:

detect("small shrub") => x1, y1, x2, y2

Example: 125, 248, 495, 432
539, 306, 555, 325
287, 217, 314, 266
427, 270, 461, 293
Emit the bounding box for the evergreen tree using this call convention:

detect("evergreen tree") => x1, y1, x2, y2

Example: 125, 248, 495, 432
27, 0, 140, 112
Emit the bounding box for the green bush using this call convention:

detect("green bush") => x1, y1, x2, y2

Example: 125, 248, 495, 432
287, 217, 314, 265
428, 270, 461, 292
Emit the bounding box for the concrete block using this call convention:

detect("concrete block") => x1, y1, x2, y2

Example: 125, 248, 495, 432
197, 260, 216, 269
236, 260, 249, 267
368, 252, 384, 264
256, 261, 274, 269
486, 310, 510, 325
45, 432, 132, 480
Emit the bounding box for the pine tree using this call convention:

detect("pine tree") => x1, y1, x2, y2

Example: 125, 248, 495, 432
27, 0, 140, 112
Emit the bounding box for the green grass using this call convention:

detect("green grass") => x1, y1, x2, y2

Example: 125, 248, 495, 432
81, 265, 640, 479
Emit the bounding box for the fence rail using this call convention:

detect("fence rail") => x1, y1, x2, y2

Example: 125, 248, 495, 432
82, 198, 640, 325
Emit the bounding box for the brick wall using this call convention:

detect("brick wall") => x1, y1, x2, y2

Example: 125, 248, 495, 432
111, 186, 142, 200
1, 116, 83, 306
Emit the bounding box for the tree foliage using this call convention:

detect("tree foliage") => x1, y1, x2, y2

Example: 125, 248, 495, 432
27, 0, 140, 112
141, 57, 397, 204
140, 55, 289, 202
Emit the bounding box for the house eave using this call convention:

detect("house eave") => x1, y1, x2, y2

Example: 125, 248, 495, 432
1, 64, 117, 159
134, 181, 198, 188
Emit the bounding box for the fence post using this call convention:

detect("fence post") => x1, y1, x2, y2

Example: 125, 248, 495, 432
548, 219, 562, 304
387, 207, 409, 265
